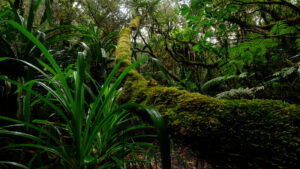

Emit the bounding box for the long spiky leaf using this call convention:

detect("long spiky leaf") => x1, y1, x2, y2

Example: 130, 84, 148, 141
7, 20, 74, 106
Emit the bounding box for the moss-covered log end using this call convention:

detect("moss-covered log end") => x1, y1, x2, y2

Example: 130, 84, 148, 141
118, 77, 300, 168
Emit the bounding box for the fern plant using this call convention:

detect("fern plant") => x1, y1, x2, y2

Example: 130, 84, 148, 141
201, 72, 250, 92
216, 86, 264, 99
270, 21, 297, 36
224, 37, 278, 74
269, 63, 300, 90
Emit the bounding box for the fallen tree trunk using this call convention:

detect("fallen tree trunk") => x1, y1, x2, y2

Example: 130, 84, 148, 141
116, 16, 300, 169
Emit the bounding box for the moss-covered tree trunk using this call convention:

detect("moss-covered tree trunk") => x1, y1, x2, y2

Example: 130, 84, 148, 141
116, 16, 300, 169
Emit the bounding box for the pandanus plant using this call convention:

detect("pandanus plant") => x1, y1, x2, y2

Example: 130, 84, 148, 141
0, 0, 115, 123
0, 17, 170, 169
0, 0, 57, 121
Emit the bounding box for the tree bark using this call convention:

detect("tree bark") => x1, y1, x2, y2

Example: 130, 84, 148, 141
115, 16, 300, 168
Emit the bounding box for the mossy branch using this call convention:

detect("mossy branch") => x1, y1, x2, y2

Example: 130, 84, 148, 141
115, 16, 141, 67
115, 16, 300, 169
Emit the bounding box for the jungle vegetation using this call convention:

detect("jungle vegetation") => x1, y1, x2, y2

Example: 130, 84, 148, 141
0, 0, 300, 169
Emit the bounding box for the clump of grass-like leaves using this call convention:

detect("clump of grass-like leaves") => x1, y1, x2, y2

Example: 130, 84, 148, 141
0, 19, 170, 169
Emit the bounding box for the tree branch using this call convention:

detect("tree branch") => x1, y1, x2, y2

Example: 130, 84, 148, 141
164, 39, 219, 68
235, 0, 300, 14
225, 16, 271, 37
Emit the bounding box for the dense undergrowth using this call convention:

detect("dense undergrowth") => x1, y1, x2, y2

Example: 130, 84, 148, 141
1, 0, 300, 169
0, 1, 170, 168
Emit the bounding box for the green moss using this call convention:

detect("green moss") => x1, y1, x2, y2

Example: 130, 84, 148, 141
118, 78, 300, 168
115, 16, 141, 72
129, 16, 141, 29
115, 27, 132, 66
115, 15, 300, 169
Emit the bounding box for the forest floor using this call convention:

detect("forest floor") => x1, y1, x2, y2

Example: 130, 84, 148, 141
149, 143, 224, 169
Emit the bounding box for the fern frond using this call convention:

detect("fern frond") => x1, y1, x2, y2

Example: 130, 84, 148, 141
201, 72, 251, 91
272, 66, 299, 78
225, 37, 277, 74
216, 86, 264, 99
201, 75, 234, 91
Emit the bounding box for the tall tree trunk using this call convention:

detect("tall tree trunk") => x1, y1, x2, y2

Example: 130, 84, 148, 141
115, 16, 300, 169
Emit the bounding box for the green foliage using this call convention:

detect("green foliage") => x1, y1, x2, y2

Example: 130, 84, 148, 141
0, 19, 170, 169
150, 57, 173, 84
216, 86, 264, 99
266, 64, 300, 100
0, 0, 51, 60
224, 37, 277, 74
0, 2, 118, 124
177, 72, 198, 92
272, 66, 299, 78
77, 21, 117, 82
178, 0, 300, 101
201, 72, 249, 91
297, 39, 300, 51
296, 34, 300, 53
270, 21, 297, 36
